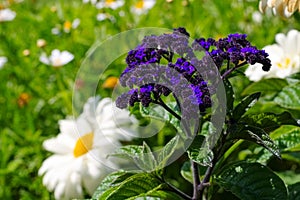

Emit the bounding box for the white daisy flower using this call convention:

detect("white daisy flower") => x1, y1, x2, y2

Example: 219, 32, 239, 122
245, 29, 300, 81
0, 8, 16, 22
39, 49, 74, 67
0, 56, 7, 69
131, 0, 156, 15
39, 97, 137, 200
96, 0, 124, 9
259, 0, 300, 18
96, 13, 108, 21
83, 0, 98, 4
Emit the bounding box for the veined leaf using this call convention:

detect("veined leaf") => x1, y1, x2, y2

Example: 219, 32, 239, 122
288, 182, 300, 200
216, 162, 287, 200
92, 171, 136, 199
229, 125, 280, 159
140, 102, 185, 137
140, 102, 179, 122
98, 173, 182, 200
232, 92, 261, 122
187, 147, 214, 167
112, 143, 157, 171
274, 83, 300, 110
242, 78, 288, 96
240, 112, 298, 133
270, 125, 300, 152
157, 135, 180, 168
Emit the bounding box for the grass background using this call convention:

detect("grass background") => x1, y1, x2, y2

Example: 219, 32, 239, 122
1, 0, 300, 199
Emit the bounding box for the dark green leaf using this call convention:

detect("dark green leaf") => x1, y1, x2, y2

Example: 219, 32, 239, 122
240, 112, 298, 133
92, 171, 136, 199
288, 182, 300, 200
223, 78, 234, 116
216, 162, 288, 200
188, 147, 214, 167
274, 83, 300, 110
229, 125, 280, 158
98, 173, 181, 200
242, 78, 288, 96
232, 92, 261, 122
180, 161, 193, 184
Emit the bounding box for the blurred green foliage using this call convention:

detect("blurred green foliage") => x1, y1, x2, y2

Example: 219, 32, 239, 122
1, 0, 300, 199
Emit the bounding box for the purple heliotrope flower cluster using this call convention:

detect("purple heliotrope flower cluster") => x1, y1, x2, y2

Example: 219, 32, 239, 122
193, 33, 271, 71
116, 28, 271, 116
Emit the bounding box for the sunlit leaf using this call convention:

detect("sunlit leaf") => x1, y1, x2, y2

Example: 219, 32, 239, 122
97, 173, 182, 200
274, 83, 300, 110
240, 112, 298, 133
188, 147, 214, 167
112, 143, 157, 171
229, 125, 280, 158
92, 171, 136, 199
242, 78, 288, 96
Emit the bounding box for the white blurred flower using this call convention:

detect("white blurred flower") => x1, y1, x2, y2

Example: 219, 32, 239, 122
83, 0, 98, 4
252, 11, 263, 23
0, 8, 16, 22
63, 18, 80, 33
245, 29, 300, 81
259, 0, 300, 18
131, 0, 156, 15
96, 13, 108, 21
96, 0, 124, 9
39, 49, 74, 67
37, 39, 47, 48
0, 56, 7, 69
39, 97, 137, 200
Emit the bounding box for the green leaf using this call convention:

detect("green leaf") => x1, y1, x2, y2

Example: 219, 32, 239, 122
140, 102, 179, 122
98, 173, 182, 200
274, 83, 300, 110
229, 125, 280, 159
232, 92, 261, 122
270, 125, 300, 152
157, 135, 180, 168
180, 161, 193, 184
240, 112, 298, 133
188, 147, 214, 167
288, 182, 300, 200
112, 143, 157, 171
276, 171, 300, 185
92, 171, 136, 199
216, 162, 288, 200
242, 78, 288, 96
140, 102, 185, 137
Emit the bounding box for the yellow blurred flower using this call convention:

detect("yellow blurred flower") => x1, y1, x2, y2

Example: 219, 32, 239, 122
102, 76, 118, 89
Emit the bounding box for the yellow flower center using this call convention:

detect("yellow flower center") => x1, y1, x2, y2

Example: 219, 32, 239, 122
73, 132, 94, 158
135, 0, 144, 9
277, 57, 291, 69
105, 0, 115, 5
63, 20, 72, 31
